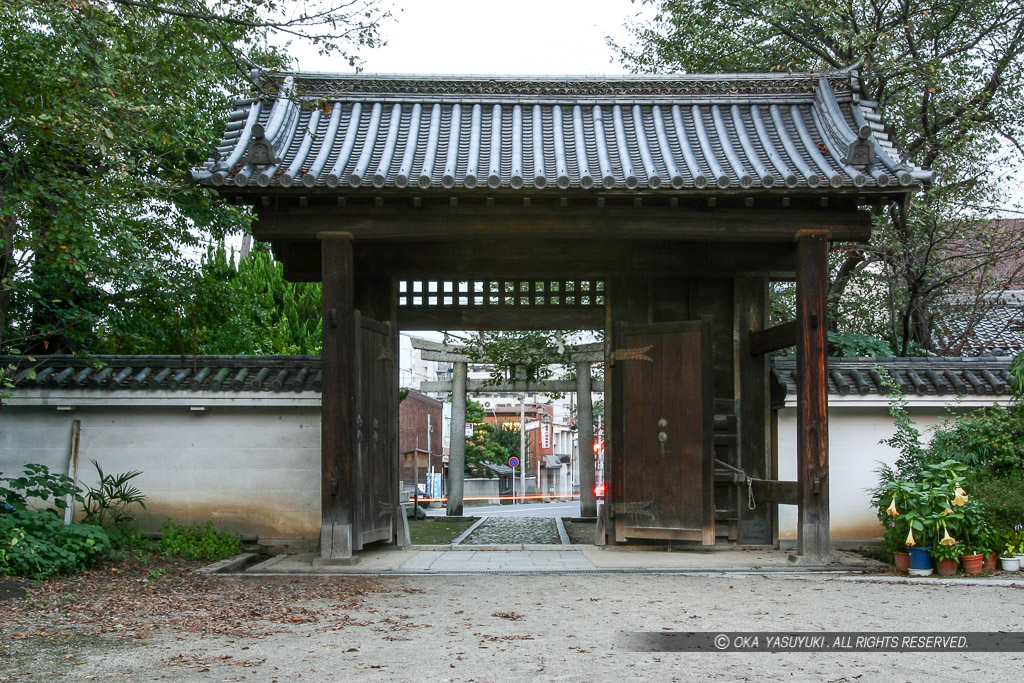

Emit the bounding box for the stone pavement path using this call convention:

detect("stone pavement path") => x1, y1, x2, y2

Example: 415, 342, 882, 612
459, 517, 563, 545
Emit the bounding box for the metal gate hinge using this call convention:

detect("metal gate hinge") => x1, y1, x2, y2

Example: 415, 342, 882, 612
610, 345, 653, 362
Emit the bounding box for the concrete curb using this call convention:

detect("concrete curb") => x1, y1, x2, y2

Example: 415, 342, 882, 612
450, 517, 487, 545
195, 552, 258, 574
554, 517, 571, 545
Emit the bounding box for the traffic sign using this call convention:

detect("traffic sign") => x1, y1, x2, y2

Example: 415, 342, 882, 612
508, 456, 520, 468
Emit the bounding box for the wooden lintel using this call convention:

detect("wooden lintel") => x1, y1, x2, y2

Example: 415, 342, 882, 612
420, 379, 605, 393
751, 480, 799, 506
253, 205, 873, 243
749, 320, 799, 356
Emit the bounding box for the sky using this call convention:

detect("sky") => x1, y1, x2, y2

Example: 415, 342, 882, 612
290, 0, 652, 75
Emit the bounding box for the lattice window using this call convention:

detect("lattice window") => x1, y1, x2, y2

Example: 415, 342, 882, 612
397, 280, 605, 309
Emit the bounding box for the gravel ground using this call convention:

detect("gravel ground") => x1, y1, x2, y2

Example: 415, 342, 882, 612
4, 572, 1024, 681
462, 517, 561, 545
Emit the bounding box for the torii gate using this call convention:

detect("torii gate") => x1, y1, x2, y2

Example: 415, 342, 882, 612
410, 338, 604, 517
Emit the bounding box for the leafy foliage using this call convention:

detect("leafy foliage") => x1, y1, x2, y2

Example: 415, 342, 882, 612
618, 0, 1024, 354
81, 460, 147, 528
96, 242, 322, 355
158, 520, 242, 561
0, 509, 111, 579
0, 463, 82, 513
0, 0, 387, 356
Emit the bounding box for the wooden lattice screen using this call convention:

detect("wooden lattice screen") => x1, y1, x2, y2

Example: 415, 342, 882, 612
397, 280, 605, 310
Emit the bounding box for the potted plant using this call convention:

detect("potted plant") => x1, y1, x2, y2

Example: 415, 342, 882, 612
999, 532, 1020, 572
878, 461, 978, 578
932, 535, 962, 577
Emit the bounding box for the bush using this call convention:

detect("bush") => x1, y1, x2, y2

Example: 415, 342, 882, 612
968, 465, 1024, 533
0, 510, 111, 579
158, 520, 242, 560
927, 403, 1024, 472
1, 463, 83, 512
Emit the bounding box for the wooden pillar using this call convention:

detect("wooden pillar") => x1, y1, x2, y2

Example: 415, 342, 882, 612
317, 231, 358, 563
576, 361, 596, 518
793, 230, 831, 563
447, 361, 467, 516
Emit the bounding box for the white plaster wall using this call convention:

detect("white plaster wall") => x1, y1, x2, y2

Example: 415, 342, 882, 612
0, 403, 321, 541
777, 399, 1008, 541
463, 477, 500, 505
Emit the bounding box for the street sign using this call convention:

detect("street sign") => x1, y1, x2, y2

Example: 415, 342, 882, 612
465, 423, 474, 437
508, 456, 520, 468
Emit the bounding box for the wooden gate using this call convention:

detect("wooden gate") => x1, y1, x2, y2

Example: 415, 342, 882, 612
610, 319, 715, 544
353, 312, 397, 549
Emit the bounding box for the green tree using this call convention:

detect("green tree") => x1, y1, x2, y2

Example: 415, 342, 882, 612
96, 241, 321, 355
618, 0, 1024, 354
0, 0, 387, 356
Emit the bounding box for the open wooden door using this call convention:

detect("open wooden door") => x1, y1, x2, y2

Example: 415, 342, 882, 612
610, 319, 714, 544
353, 312, 397, 550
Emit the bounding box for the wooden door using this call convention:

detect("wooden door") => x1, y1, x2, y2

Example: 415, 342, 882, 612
611, 319, 714, 544
353, 312, 397, 549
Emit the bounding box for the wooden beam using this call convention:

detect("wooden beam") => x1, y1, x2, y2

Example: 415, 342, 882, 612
793, 230, 831, 564
749, 320, 798, 356
274, 238, 801, 281
253, 205, 873, 243
317, 231, 358, 563
751, 480, 799, 507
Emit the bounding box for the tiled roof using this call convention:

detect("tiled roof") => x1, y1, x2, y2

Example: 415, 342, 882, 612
936, 292, 1024, 356
8, 355, 1013, 398
189, 70, 932, 193
2, 356, 322, 393
772, 357, 1017, 397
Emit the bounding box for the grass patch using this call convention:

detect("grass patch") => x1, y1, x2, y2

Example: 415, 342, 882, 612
408, 518, 475, 545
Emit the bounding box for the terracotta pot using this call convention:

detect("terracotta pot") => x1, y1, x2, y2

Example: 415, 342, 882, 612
936, 558, 959, 577
893, 551, 911, 574
961, 553, 984, 576
983, 552, 998, 571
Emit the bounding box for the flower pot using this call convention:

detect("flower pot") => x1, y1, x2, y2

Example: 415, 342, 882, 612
893, 551, 911, 574
960, 553, 984, 576
984, 553, 998, 571
907, 546, 933, 576
1000, 556, 1020, 572
936, 558, 959, 577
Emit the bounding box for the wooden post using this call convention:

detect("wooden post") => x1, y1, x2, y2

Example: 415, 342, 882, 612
447, 361, 467, 516
316, 231, 359, 564
792, 230, 831, 564
576, 361, 596, 518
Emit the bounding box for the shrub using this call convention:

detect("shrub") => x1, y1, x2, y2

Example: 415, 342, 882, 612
1, 463, 83, 512
968, 465, 1024, 533
927, 403, 1024, 472
81, 460, 147, 527
0, 510, 111, 579
158, 520, 241, 561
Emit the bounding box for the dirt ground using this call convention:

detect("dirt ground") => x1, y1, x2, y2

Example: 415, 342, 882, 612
3, 559, 1024, 681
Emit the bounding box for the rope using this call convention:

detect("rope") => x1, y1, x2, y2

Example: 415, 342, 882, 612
714, 458, 759, 510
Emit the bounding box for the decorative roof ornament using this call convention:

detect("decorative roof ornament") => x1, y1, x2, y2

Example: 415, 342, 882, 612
242, 123, 280, 169
842, 125, 878, 168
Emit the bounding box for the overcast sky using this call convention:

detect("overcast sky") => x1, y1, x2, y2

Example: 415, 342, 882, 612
291, 0, 652, 75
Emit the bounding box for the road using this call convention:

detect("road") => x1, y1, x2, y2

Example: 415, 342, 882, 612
425, 500, 582, 517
